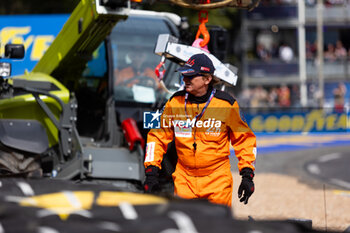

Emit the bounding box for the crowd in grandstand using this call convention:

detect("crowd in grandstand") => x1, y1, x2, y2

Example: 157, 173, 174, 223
237, 83, 348, 111
256, 40, 350, 62
238, 85, 296, 108
306, 40, 349, 61
241, 0, 349, 112
256, 42, 295, 63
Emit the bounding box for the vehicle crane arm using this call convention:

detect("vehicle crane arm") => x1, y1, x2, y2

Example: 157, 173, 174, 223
32, 0, 130, 78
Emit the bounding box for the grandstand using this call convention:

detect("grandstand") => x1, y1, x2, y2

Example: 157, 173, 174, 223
239, 0, 350, 110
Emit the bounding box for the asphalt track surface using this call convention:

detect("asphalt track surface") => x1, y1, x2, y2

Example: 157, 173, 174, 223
230, 133, 350, 190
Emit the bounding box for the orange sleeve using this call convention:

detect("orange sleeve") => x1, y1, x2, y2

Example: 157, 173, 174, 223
227, 101, 256, 172
144, 101, 174, 169
114, 67, 134, 86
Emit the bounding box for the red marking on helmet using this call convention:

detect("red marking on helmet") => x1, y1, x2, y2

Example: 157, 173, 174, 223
201, 67, 210, 71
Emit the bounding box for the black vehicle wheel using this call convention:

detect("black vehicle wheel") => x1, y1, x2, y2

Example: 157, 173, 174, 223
0, 148, 42, 177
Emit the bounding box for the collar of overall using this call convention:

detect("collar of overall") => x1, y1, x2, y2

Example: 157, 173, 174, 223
184, 87, 216, 123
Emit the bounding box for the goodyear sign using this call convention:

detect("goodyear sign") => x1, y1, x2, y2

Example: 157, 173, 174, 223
0, 14, 68, 76
246, 109, 350, 133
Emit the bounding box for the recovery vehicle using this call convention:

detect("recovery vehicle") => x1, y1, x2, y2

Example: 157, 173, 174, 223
1, 2, 345, 233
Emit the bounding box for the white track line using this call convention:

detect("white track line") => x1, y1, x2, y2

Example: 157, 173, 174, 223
318, 153, 341, 163
63, 191, 81, 208
16, 181, 34, 196
0, 223, 4, 233
307, 164, 321, 175
330, 179, 350, 189
119, 202, 138, 220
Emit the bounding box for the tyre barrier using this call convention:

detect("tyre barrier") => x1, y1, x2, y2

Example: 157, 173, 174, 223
0, 178, 343, 233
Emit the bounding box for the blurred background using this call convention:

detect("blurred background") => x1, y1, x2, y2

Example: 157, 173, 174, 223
1, 0, 350, 231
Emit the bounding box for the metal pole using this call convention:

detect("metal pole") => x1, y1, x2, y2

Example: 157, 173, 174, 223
317, 0, 324, 107
298, 0, 307, 107
241, 11, 249, 90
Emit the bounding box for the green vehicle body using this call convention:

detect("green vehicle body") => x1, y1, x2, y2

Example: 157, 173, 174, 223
0, 73, 70, 146
1, 0, 128, 148
0, 0, 182, 185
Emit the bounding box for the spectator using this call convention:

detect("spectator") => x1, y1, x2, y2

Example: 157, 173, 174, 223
324, 43, 336, 61
278, 85, 291, 107
279, 43, 294, 63
251, 86, 268, 108
256, 43, 271, 61
290, 84, 301, 107
268, 87, 279, 107
333, 82, 347, 112
308, 84, 319, 107
334, 40, 347, 60
271, 43, 280, 59
306, 41, 316, 59
239, 88, 252, 108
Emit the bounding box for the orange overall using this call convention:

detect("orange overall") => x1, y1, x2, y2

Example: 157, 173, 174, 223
144, 89, 256, 207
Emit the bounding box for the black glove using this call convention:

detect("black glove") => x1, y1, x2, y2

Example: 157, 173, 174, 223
144, 166, 160, 193
238, 167, 255, 204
